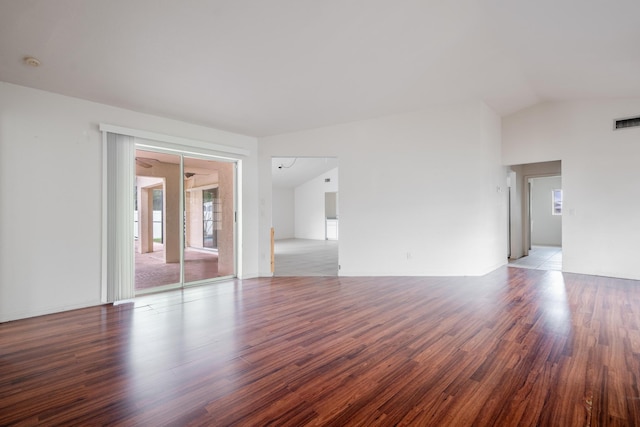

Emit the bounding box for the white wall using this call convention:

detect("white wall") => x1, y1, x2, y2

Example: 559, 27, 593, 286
530, 176, 562, 246
272, 187, 294, 240
272, 167, 339, 241
258, 102, 508, 276
295, 167, 339, 240
0, 82, 259, 322
503, 98, 640, 280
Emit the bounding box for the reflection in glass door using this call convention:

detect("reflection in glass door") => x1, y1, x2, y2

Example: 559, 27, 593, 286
183, 156, 235, 284
203, 188, 217, 249
134, 150, 182, 291
134, 149, 236, 292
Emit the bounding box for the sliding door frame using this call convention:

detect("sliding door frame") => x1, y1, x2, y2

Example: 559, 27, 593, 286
101, 124, 246, 303
133, 145, 185, 294
180, 151, 238, 288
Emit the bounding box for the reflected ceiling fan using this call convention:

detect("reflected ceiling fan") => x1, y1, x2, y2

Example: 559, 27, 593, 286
135, 157, 157, 168
184, 166, 216, 178
136, 157, 214, 178
184, 171, 213, 179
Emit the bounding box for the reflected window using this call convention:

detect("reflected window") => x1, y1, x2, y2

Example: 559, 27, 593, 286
203, 188, 219, 249
552, 189, 562, 215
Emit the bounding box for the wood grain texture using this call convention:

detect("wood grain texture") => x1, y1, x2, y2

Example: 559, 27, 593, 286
1, 267, 640, 426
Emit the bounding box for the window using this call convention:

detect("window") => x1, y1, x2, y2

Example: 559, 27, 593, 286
552, 189, 562, 215
202, 187, 220, 249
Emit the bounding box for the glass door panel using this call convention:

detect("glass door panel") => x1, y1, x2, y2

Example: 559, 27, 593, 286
202, 188, 217, 249
183, 156, 235, 283
134, 149, 182, 291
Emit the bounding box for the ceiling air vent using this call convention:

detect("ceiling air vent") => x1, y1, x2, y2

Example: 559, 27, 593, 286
614, 116, 640, 130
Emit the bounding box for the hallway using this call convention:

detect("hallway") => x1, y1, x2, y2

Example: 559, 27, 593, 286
274, 239, 338, 276
508, 245, 562, 271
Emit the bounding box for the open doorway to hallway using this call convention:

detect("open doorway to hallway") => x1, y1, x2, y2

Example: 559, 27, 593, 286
507, 161, 562, 271
509, 245, 562, 270
271, 157, 339, 276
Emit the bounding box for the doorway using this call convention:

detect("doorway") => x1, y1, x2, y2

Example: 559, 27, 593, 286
325, 191, 338, 240
271, 157, 339, 276
507, 161, 562, 271
134, 148, 236, 292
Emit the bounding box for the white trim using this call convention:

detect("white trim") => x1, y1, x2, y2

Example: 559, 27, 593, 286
99, 123, 250, 157
2, 300, 105, 323
179, 153, 185, 285
234, 161, 240, 278
135, 142, 238, 162
101, 131, 108, 303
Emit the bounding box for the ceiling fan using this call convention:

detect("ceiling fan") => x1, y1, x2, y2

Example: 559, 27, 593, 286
136, 157, 213, 178
135, 157, 156, 168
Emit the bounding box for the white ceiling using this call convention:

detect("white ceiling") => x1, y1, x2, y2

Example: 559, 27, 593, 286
1, 0, 639, 137
272, 157, 338, 188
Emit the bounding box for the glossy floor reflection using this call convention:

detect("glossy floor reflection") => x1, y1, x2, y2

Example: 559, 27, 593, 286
2, 268, 639, 425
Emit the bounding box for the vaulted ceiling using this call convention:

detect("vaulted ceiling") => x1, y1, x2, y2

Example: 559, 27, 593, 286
1, 0, 639, 137
272, 157, 338, 188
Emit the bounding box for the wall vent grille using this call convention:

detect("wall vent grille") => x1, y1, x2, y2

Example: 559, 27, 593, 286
614, 116, 640, 130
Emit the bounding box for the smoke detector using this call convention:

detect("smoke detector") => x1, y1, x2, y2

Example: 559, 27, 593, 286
23, 56, 41, 67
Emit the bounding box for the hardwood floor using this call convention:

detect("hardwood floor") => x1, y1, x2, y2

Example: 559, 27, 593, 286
1, 267, 640, 426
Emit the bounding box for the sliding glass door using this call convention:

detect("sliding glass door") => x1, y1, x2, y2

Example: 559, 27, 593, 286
183, 156, 235, 284
134, 148, 236, 293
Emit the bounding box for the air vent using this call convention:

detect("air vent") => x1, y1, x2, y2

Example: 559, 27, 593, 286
614, 116, 640, 130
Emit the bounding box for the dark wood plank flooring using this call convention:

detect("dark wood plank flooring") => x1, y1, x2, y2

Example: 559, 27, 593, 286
2, 267, 640, 426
